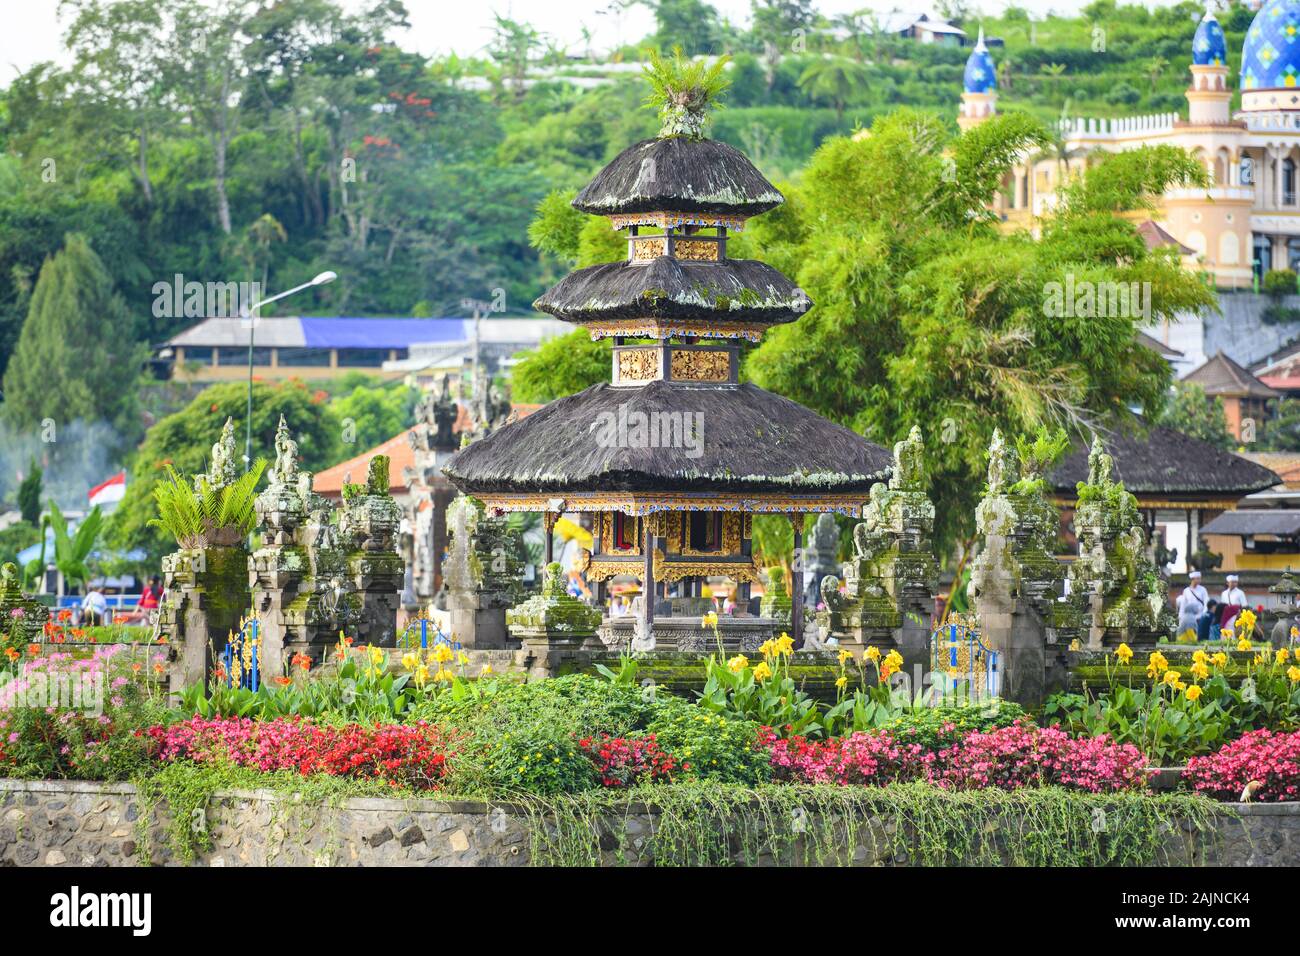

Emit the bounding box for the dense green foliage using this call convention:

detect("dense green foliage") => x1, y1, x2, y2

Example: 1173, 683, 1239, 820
1159, 381, 1233, 451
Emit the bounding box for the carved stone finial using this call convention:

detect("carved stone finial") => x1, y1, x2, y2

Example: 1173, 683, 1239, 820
889, 425, 925, 491
987, 428, 1012, 496
272, 414, 300, 486
1086, 435, 1112, 486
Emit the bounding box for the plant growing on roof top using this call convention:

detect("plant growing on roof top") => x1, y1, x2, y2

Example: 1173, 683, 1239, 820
643, 46, 730, 139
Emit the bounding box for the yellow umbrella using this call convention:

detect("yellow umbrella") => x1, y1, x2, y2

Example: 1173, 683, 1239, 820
553, 516, 593, 550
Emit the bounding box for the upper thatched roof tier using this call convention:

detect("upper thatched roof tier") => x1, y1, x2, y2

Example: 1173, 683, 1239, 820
1049, 424, 1280, 500
442, 381, 891, 499
534, 257, 810, 327
573, 137, 784, 217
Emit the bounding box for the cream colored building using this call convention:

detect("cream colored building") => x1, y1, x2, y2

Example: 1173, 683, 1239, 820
963, 3, 1300, 291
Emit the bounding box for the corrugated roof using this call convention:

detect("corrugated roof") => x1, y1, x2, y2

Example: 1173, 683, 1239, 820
1201, 510, 1300, 537
300, 318, 466, 349
1183, 351, 1281, 399
1136, 220, 1195, 255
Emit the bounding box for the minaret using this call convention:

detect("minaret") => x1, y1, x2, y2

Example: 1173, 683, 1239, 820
1187, 4, 1231, 124
958, 27, 998, 131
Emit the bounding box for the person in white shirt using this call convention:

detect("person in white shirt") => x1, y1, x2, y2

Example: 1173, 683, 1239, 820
1176, 571, 1209, 637
80, 586, 108, 626
1220, 574, 1247, 632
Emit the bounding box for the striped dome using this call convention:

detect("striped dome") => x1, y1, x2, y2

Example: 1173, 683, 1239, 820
963, 28, 996, 94
1241, 0, 1300, 91
1193, 9, 1228, 66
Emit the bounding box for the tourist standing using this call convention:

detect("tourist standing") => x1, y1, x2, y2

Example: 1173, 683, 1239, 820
1176, 570, 1209, 638
1220, 574, 1247, 631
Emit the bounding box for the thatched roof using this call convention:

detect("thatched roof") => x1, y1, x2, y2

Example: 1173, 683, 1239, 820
573, 137, 784, 217
1050, 424, 1280, 499
443, 381, 891, 496
534, 257, 810, 326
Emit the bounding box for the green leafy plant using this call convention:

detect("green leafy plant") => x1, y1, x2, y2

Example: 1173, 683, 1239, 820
42, 501, 105, 594
148, 459, 266, 548
642, 46, 730, 139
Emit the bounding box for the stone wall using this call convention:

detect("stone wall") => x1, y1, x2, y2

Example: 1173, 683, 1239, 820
2, 779, 1298, 867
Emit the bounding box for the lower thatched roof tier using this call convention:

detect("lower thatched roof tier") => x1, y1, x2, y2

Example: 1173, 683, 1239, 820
572, 137, 784, 217
443, 381, 891, 509
1050, 424, 1280, 503
533, 257, 810, 328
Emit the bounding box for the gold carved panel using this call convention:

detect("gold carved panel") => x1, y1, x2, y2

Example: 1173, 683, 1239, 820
674, 239, 720, 261
680, 512, 743, 556
670, 348, 731, 382
631, 237, 667, 261
597, 512, 642, 555
616, 348, 661, 383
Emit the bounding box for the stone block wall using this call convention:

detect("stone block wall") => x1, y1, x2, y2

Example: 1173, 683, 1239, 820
2, 779, 1299, 867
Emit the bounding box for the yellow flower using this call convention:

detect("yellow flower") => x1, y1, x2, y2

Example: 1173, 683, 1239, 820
838, 648, 854, 665
727, 654, 749, 674
457, 652, 470, 666
1277, 648, 1291, 664
413, 664, 430, 687
1192, 649, 1208, 664
1174, 681, 1187, 693
433, 644, 454, 663
1292, 625, 1299, 640
1254, 653, 1266, 667
701, 611, 718, 629
1212, 651, 1229, 668
1237, 638, 1252, 653
1191, 660, 1209, 681
1162, 669, 1181, 687
1115, 643, 1133, 664
758, 639, 776, 659
1238, 608, 1257, 632
865, 646, 881, 663
884, 650, 904, 670
481, 664, 494, 676
1220, 627, 1233, 640
1288, 665, 1300, 683
433, 668, 453, 682
1185, 684, 1203, 702
774, 633, 794, 657
835, 675, 848, 690
367, 645, 385, 666
401, 652, 420, 671
752, 661, 773, 682
1146, 651, 1169, 678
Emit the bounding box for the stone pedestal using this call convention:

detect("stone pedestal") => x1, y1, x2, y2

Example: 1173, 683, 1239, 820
508, 562, 603, 677
759, 566, 792, 626
161, 545, 247, 693
444, 495, 523, 649
340, 457, 405, 647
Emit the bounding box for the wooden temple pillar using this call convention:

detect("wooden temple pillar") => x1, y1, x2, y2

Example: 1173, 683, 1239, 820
790, 514, 804, 649
543, 511, 558, 565
643, 521, 656, 633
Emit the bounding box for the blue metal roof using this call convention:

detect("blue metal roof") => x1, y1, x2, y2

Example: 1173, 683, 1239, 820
299, 317, 467, 349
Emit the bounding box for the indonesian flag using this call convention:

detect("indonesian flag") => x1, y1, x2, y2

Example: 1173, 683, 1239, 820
88, 471, 126, 509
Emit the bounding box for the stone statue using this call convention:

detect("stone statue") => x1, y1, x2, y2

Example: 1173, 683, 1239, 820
805, 512, 841, 606
987, 428, 1011, 496
196, 417, 240, 490
271, 414, 299, 486
889, 425, 926, 492
1086, 434, 1113, 487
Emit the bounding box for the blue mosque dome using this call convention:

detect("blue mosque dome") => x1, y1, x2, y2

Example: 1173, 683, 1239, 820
962, 28, 996, 94
1192, 9, 1228, 66
1241, 0, 1300, 90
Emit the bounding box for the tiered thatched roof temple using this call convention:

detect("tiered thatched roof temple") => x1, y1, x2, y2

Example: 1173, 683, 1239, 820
445, 74, 890, 648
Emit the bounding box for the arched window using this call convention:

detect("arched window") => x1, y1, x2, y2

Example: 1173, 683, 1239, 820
1285, 158, 1296, 205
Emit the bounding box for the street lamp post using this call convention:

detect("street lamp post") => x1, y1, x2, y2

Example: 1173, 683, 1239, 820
241, 271, 338, 469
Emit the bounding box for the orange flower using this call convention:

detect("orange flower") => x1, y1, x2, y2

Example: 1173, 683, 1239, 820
273, 675, 292, 687
152, 663, 165, 674
26, 644, 39, 656
156, 636, 168, 644
58, 610, 72, 622
132, 663, 142, 674
291, 653, 312, 672
4, 648, 19, 661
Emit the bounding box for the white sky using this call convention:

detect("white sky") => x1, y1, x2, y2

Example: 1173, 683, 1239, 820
0, 0, 1196, 81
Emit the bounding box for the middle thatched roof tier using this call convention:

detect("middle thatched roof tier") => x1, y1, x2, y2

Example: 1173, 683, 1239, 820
572, 137, 784, 218
442, 380, 892, 514
534, 257, 810, 335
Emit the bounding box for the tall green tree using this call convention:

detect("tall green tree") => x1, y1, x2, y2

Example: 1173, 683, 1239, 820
1158, 381, 1232, 450
744, 111, 1215, 552
1, 233, 144, 445
16, 456, 41, 526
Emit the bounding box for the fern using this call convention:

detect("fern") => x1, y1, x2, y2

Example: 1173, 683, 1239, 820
642, 47, 730, 139
149, 460, 267, 548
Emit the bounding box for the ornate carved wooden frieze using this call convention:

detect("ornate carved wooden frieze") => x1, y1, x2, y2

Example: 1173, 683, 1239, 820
615, 348, 662, 384
670, 348, 731, 382
673, 239, 720, 261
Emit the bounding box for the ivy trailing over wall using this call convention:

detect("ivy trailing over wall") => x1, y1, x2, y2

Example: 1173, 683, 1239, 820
519, 782, 1227, 867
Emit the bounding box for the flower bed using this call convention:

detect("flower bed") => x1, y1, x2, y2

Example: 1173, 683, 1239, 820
761, 721, 1151, 793
1183, 729, 1300, 803
144, 717, 456, 790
